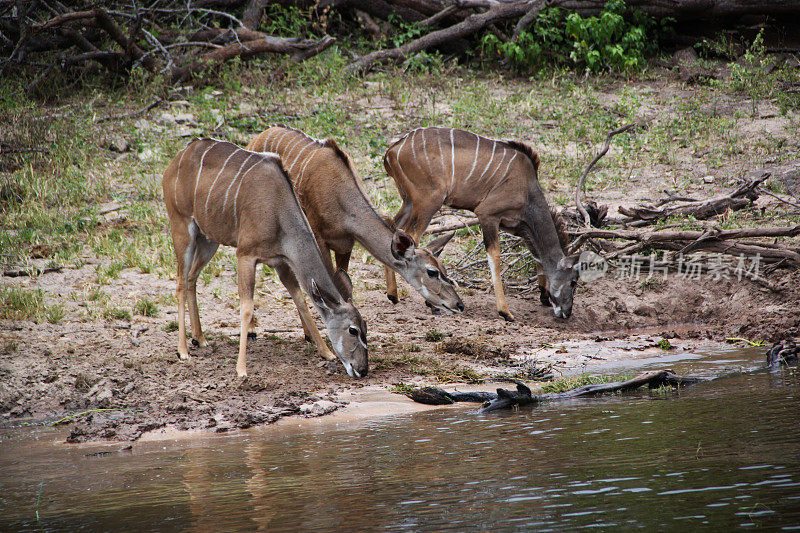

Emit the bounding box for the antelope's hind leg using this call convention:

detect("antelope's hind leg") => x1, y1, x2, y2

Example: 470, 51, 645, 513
236, 255, 258, 378
169, 216, 192, 359
185, 220, 219, 348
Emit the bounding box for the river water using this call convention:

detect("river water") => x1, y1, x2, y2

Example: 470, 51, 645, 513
1, 347, 799, 531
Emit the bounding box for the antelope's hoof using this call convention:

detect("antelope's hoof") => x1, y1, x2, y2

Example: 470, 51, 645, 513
178, 351, 189, 360
387, 294, 398, 304
236, 368, 248, 379
191, 338, 200, 347
247, 332, 257, 340
539, 289, 551, 307
321, 350, 337, 362
499, 311, 515, 322
304, 334, 312, 343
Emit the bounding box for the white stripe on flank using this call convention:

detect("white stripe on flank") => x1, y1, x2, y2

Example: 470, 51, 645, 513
296, 149, 319, 189
282, 136, 304, 160
500, 149, 518, 179
465, 133, 480, 182
410, 129, 418, 160
271, 129, 292, 152
449, 128, 455, 188
174, 147, 188, 191
437, 132, 445, 176
193, 144, 216, 206
421, 129, 430, 174
477, 141, 497, 183
223, 153, 255, 212
395, 132, 410, 165
205, 148, 240, 216
232, 159, 260, 224
288, 140, 315, 173
491, 148, 509, 183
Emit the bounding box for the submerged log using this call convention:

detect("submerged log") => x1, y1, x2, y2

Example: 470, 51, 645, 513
766, 339, 800, 367
409, 371, 706, 413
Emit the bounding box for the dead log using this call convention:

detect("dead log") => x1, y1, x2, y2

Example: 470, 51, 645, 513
618, 173, 768, 223
170, 34, 335, 83
347, 0, 536, 74
570, 225, 800, 267
407, 370, 707, 412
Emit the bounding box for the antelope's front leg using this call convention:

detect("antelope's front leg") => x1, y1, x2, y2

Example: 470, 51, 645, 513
236, 256, 258, 378
385, 266, 399, 304
480, 219, 514, 322
276, 264, 337, 362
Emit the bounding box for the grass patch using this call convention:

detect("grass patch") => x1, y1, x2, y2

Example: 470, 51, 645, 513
424, 329, 445, 342
103, 307, 132, 321
133, 297, 159, 317
540, 374, 629, 394
0, 287, 44, 321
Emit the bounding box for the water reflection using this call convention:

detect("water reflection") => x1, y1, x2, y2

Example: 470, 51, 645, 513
1, 357, 799, 531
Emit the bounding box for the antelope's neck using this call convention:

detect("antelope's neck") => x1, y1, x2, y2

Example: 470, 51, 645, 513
520, 193, 565, 273
337, 183, 402, 270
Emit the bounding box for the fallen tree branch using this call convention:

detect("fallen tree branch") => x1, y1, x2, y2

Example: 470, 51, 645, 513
575, 122, 636, 228
170, 34, 335, 82
347, 0, 540, 74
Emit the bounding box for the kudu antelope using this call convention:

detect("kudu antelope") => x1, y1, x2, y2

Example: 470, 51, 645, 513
383, 127, 579, 322
162, 139, 368, 378
246, 125, 463, 316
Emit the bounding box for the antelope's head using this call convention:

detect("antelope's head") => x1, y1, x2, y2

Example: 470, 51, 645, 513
310, 270, 368, 378
543, 255, 579, 319
391, 230, 464, 315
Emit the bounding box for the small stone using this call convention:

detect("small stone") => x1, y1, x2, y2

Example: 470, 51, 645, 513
702, 175, 715, 184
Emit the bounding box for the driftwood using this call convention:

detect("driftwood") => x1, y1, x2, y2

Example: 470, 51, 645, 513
410, 370, 706, 413
570, 225, 800, 266
617, 173, 768, 224
766, 339, 800, 367
409, 343, 800, 413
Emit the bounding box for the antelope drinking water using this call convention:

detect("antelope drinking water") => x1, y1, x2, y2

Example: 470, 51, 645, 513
383, 127, 578, 322
247, 126, 464, 317
162, 138, 368, 378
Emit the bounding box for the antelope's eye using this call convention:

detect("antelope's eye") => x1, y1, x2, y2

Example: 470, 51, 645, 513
349, 326, 359, 336
426, 268, 439, 279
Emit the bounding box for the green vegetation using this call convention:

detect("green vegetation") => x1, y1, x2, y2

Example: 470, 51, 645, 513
482, 0, 669, 73
0, 287, 44, 321
657, 338, 673, 350
0, 286, 64, 323
103, 307, 132, 321
424, 329, 445, 342
133, 297, 159, 317
540, 374, 629, 394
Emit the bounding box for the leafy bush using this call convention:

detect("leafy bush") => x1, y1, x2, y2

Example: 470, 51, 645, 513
482, 0, 669, 74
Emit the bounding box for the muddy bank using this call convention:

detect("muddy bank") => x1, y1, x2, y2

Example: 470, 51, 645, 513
1, 256, 797, 443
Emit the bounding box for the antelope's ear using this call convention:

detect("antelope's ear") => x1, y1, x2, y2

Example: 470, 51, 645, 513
333, 269, 353, 302
310, 280, 331, 311
558, 254, 580, 271
391, 230, 416, 261
424, 232, 455, 258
